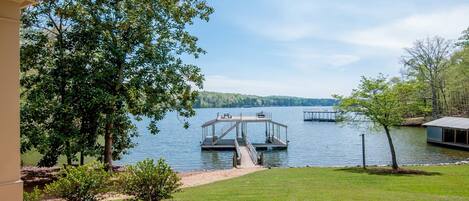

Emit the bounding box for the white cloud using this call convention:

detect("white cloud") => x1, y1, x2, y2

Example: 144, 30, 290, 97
235, 0, 320, 42
342, 6, 469, 50
203, 75, 291, 96
274, 47, 360, 70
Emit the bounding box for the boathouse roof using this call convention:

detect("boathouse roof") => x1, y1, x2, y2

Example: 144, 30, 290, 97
423, 117, 469, 130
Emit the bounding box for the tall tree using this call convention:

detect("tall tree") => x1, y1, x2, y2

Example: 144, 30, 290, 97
444, 28, 469, 115
457, 27, 469, 47
335, 75, 410, 170
21, 0, 213, 168
69, 0, 213, 170
20, 0, 89, 166
401, 36, 453, 119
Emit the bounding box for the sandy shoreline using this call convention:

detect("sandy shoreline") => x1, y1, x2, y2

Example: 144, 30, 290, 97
178, 166, 265, 188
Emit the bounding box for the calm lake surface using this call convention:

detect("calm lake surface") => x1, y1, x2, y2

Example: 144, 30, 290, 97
117, 107, 469, 172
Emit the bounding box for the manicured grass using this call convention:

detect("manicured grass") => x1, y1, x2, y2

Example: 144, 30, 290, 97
21, 149, 96, 166
173, 165, 469, 201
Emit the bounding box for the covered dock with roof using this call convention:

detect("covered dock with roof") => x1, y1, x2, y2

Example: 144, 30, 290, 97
200, 112, 288, 167
423, 117, 469, 149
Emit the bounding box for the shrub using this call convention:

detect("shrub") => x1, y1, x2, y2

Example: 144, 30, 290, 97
23, 187, 42, 201
44, 161, 110, 201
118, 158, 181, 201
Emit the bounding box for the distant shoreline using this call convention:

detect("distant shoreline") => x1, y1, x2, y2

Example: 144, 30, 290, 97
193, 105, 336, 109
194, 91, 337, 108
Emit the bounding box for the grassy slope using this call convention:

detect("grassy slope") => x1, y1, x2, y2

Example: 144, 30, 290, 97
173, 165, 469, 201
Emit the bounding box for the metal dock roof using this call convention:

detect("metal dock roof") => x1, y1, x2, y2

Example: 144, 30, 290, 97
423, 117, 469, 130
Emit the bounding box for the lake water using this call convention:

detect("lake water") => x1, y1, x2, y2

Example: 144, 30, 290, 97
117, 107, 469, 172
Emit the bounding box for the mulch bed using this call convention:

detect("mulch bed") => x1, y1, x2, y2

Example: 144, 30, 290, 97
337, 167, 441, 176
22, 165, 125, 192
22, 166, 60, 192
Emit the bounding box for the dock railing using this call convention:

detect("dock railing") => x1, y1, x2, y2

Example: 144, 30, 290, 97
216, 111, 272, 121
245, 137, 260, 165
234, 138, 242, 166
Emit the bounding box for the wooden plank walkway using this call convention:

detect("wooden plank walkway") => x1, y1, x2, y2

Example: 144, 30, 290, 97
239, 146, 256, 168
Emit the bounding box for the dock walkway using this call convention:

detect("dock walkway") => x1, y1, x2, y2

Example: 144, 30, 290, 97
239, 146, 256, 168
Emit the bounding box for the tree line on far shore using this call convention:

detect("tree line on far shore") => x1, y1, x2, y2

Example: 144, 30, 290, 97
194, 91, 338, 108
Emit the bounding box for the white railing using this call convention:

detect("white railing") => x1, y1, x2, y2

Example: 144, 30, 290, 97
217, 121, 236, 135
234, 138, 242, 166
245, 138, 259, 165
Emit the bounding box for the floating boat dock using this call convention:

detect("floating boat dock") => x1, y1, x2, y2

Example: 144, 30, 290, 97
201, 112, 288, 167
303, 110, 341, 122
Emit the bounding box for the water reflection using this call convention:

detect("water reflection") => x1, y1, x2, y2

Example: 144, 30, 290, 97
261, 150, 288, 167
200, 151, 232, 170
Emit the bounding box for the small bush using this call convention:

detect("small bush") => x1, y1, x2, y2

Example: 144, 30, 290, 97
44, 161, 110, 201
24, 187, 42, 201
118, 158, 181, 201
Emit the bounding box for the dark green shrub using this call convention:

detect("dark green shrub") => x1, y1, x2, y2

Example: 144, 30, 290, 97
118, 158, 181, 201
44, 161, 110, 201
23, 187, 42, 201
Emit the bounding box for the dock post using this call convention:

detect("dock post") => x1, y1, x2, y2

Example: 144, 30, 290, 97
286, 127, 288, 144
236, 123, 239, 139
361, 134, 366, 169
211, 124, 215, 144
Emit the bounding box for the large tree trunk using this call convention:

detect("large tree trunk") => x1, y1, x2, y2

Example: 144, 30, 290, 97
384, 126, 399, 170
104, 115, 113, 171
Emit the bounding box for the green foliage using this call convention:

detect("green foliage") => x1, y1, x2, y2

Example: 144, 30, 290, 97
443, 46, 469, 116
118, 159, 181, 201
44, 162, 110, 201
457, 26, 469, 47
401, 36, 453, 119
20, 0, 214, 167
399, 30, 469, 118
195, 91, 337, 108
391, 78, 431, 117
23, 187, 42, 201
20, 0, 88, 166
335, 75, 406, 127
335, 75, 409, 169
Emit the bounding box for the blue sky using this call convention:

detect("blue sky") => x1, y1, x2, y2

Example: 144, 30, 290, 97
185, 0, 469, 98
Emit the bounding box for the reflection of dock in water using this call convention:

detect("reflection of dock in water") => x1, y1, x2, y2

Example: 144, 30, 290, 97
201, 112, 288, 167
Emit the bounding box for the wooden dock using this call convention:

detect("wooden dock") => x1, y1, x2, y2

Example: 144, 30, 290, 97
303, 110, 341, 122
201, 112, 288, 167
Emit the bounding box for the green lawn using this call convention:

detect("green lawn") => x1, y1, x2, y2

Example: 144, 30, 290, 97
173, 165, 469, 201
21, 149, 96, 166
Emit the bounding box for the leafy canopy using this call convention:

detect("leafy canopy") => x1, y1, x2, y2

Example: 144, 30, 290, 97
334, 75, 405, 128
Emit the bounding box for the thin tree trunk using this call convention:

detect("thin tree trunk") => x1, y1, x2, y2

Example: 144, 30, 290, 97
439, 85, 448, 115
104, 115, 113, 171
66, 141, 72, 165
384, 126, 399, 170
80, 151, 84, 166
430, 84, 439, 119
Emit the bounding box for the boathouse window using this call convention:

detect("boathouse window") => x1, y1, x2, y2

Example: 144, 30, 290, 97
455, 130, 468, 144
443, 128, 455, 143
